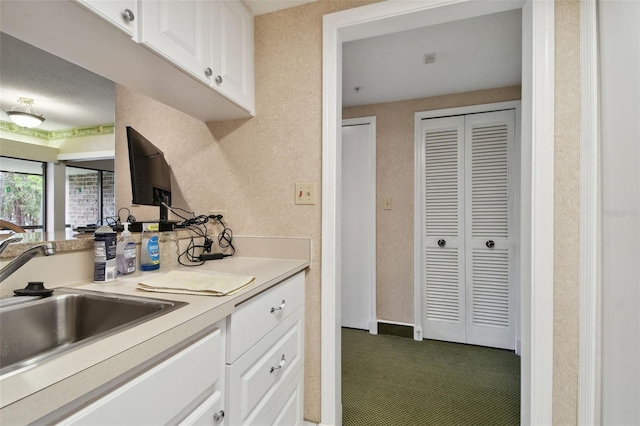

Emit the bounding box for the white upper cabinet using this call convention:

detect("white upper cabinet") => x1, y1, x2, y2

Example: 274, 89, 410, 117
140, 0, 255, 113
139, 1, 212, 85
210, 1, 255, 112
73, 0, 138, 36
1, 0, 254, 121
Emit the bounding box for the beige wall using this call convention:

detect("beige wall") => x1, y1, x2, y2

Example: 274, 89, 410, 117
344, 86, 521, 324
115, 2, 379, 421
553, 0, 580, 423
115, 0, 582, 423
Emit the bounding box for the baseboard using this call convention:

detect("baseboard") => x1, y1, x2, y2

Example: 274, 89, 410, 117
305, 421, 319, 426
369, 320, 378, 335
515, 338, 522, 356
377, 321, 414, 339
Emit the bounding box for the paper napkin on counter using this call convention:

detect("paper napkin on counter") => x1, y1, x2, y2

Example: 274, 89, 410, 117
137, 270, 255, 296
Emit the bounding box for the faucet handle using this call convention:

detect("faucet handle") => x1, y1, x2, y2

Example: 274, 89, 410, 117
0, 236, 23, 254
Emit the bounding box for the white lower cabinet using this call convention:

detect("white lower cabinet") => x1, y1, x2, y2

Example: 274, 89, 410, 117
57, 272, 305, 426
59, 327, 224, 426
226, 307, 304, 425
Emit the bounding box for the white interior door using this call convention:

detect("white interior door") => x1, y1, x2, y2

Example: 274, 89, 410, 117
341, 119, 376, 331
464, 110, 516, 350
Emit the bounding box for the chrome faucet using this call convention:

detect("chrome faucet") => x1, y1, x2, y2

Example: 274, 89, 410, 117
0, 237, 22, 255
0, 242, 56, 283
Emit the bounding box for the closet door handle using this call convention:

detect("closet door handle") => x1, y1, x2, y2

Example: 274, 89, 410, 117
270, 300, 286, 313
486, 240, 495, 248
437, 239, 446, 248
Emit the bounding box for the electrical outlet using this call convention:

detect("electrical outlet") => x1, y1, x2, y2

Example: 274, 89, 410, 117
209, 210, 228, 222
295, 182, 316, 205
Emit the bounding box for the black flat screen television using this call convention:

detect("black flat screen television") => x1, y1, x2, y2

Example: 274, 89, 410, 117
126, 126, 172, 222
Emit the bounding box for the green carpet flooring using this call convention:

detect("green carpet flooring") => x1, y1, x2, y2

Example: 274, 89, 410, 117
342, 328, 520, 425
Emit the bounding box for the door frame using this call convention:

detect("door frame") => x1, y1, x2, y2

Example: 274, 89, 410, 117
321, 1, 555, 425
413, 101, 522, 352
342, 116, 377, 334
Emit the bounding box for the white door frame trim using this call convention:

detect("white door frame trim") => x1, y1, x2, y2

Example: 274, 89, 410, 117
321, 1, 554, 425
413, 101, 522, 349
342, 116, 378, 335
578, 0, 601, 423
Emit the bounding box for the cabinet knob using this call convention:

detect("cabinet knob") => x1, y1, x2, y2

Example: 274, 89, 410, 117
437, 239, 446, 248
122, 9, 135, 22
215, 75, 223, 85
213, 410, 225, 423
486, 240, 495, 248
270, 300, 286, 313
270, 354, 287, 373
205, 67, 213, 77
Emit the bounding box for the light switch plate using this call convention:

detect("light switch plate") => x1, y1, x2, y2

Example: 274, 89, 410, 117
295, 182, 316, 205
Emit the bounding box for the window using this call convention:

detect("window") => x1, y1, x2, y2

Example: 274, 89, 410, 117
65, 166, 115, 229
0, 157, 45, 232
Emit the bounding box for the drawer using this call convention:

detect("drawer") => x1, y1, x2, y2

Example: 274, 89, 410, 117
226, 306, 304, 426
265, 368, 304, 426
227, 271, 304, 362
59, 328, 222, 426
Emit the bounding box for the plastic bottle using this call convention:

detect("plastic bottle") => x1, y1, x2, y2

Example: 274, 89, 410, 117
116, 222, 137, 275
94, 226, 117, 282
140, 223, 160, 271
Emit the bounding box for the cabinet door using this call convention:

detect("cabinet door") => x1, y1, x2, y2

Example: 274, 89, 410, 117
179, 391, 225, 426
73, 0, 137, 36
59, 329, 223, 426
140, 0, 212, 85
210, 0, 254, 111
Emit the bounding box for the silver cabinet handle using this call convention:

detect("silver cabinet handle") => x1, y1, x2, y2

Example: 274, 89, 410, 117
122, 9, 135, 22
205, 67, 213, 77
213, 410, 225, 423
270, 300, 286, 313
270, 354, 286, 373
215, 75, 223, 84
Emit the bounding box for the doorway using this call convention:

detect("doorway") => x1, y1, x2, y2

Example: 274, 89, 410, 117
322, 1, 556, 425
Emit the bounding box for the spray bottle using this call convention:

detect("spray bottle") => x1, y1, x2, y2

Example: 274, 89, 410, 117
116, 222, 136, 275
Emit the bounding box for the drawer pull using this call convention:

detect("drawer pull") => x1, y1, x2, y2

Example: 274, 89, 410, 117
213, 410, 225, 423
270, 300, 286, 313
270, 354, 287, 373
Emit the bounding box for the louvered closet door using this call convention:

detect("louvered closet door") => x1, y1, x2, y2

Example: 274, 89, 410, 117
421, 116, 466, 344
464, 110, 516, 350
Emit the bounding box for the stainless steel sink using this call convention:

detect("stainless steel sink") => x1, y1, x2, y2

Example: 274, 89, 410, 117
0, 288, 187, 377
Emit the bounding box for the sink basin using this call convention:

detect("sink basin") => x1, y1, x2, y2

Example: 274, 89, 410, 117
0, 288, 187, 377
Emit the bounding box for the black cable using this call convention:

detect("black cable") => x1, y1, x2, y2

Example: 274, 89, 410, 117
210, 215, 235, 257
168, 204, 236, 265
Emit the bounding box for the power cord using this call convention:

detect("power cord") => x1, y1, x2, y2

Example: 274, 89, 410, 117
165, 204, 235, 266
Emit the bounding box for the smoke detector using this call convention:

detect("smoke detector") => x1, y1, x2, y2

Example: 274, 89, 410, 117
423, 53, 437, 65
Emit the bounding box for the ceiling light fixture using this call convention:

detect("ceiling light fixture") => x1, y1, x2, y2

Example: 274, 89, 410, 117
4, 97, 46, 128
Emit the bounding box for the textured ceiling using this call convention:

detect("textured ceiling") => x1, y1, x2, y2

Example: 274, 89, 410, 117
343, 9, 522, 107
0, 32, 115, 131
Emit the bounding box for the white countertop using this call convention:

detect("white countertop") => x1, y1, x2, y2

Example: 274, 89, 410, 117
0, 255, 309, 424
